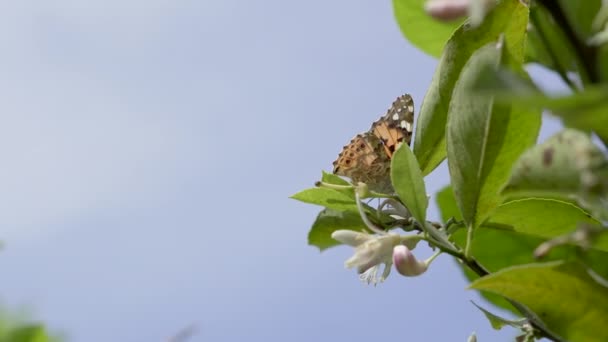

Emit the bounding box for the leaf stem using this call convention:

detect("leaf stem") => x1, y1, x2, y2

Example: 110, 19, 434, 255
465, 226, 474, 258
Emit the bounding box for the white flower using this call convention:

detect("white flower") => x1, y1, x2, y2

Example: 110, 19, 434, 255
332, 230, 419, 285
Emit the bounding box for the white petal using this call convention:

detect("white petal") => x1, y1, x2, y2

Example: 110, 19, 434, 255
345, 234, 401, 271
331, 230, 371, 247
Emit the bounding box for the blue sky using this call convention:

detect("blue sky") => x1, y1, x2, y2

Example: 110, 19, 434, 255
0, 1, 564, 341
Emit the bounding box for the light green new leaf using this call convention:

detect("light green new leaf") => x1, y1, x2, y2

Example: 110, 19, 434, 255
391, 145, 428, 224
321, 170, 350, 186
470, 261, 608, 342
447, 43, 540, 229
290, 188, 357, 212
413, 0, 529, 175
392, 0, 464, 58
308, 209, 368, 251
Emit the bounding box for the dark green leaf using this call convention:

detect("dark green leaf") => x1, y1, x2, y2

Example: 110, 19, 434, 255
413, 0, 529, 175
486, 198, 606, 251
528, 5, 579, 78
599, 44, 608, 83
473, 73, 608, 142
437, 185, 521, 314
470, 261, 608, 342
436, 185, 462, 222
557, 0, 602, 39
447, 43, 540, 229
471, 65, 542, 100
437, 186, 608, 314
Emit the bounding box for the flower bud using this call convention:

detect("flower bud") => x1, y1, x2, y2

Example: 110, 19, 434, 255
425, 0, 469, 21
393, 245, 428, 277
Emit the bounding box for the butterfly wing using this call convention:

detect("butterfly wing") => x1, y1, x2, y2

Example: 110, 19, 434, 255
370, 94, 414, 158
332, 94, 415, 193
332, 133, 392, 192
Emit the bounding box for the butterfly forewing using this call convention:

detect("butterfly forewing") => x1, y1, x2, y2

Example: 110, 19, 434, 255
371, 94, 414, 157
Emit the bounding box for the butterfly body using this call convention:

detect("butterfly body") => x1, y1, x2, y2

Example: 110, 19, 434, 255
332, 94, 415, 193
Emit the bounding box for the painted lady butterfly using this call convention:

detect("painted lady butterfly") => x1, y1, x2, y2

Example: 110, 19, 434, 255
332, 94, 415, 193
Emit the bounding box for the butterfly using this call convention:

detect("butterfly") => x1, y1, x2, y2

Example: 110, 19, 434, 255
332, 94, 415, 193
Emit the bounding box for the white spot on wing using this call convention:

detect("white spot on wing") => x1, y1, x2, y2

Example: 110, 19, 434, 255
392, 113, 399, 121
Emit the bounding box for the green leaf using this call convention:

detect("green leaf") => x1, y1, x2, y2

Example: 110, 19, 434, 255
486, 198, 607, 251
525, 11, 556, 67
321, 170, 350, 186
502, 129, 608, 200
308, 209, 368, 251
600, 45, 608, 83
392, 0, 463, 58
471, 64, 542, 100
470, 261, 608, 342
437, 185, 525, 314
438, 186, 608, 314
454, 224, 545, 314
5, 325, 52, 342
447, 43, 540, 229
591, 2, 608, 33
436, 186, 462, 222
527, 5, 579, 78
413, 0, 529, 175
290, 188, 357, 212
471, 301, 526, 330
391, 145, 427, 224
550, 91, 608, 145
473, 75, 608, 142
